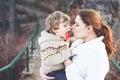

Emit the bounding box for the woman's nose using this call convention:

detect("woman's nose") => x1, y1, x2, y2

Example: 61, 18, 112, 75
71, 24, 75, 30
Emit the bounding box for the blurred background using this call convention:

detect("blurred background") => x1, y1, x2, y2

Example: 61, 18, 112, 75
0, 0, 120, 80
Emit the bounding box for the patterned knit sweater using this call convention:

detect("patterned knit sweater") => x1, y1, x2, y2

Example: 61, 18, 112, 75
38, 30, 72, 72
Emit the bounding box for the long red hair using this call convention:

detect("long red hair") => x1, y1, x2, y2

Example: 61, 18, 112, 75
78, 9, 114, 57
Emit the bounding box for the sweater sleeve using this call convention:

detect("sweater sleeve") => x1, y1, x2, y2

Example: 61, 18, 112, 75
41, 44, 71, 66
65, 63, 83, 80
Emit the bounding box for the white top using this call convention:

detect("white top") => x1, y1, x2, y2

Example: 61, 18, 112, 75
65, 36, 109, 80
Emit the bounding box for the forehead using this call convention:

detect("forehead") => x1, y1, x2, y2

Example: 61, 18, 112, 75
75, 15, 86, 26
75, 15, 82, 23
61, 21, 70, 24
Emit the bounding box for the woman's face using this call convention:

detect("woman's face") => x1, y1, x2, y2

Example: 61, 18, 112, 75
72, 15, 88, 39
54, 21, 71, 39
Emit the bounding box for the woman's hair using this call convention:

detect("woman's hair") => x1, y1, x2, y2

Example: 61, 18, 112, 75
46, 11, 70, 33
78, 9, 114, 57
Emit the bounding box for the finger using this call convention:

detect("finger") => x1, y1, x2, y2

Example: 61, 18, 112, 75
44, 72, 55, 80
45, 75, 55, 80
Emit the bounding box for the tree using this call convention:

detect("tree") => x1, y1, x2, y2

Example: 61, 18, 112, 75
1, 0, 7, 33
9, 0, 18, 38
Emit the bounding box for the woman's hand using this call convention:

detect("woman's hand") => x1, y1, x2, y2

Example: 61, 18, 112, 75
64, 58, 72, 67
40, 69, 55, 80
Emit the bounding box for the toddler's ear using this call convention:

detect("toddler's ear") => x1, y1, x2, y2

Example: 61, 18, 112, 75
51, 28, 57, 34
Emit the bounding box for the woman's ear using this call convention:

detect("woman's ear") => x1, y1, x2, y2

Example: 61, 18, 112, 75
87, 25, 93, 31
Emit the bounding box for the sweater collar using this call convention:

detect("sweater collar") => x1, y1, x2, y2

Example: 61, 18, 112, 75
82, 36, 104, 45
70, 36, 104, 50
38, 30, 64, 45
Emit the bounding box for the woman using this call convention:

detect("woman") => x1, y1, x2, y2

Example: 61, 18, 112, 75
40, 9, 114, 80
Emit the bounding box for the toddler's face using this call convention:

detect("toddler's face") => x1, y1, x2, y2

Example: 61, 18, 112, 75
55, 21, 71, 39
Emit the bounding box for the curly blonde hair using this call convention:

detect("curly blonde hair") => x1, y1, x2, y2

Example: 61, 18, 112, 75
46, 11, 70, 33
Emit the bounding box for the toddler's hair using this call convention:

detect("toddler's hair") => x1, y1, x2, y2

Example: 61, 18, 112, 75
46, 11, 70, 33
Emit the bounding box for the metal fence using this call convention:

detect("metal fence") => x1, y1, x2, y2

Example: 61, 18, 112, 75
0, 19, 40, 80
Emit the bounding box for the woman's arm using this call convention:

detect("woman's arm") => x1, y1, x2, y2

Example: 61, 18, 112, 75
65, 63, 82, 80
64, 58, 72, 67
64, 58, 83, 80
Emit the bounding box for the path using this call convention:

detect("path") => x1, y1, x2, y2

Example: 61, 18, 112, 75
23, 38, 42, 80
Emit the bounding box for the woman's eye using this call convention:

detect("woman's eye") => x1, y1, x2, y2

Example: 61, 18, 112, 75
76, 24, 79, 27
74, 23, 79, 27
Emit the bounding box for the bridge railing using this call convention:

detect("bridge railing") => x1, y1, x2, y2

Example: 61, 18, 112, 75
0, 19, 40, 80
110, 58, 120, 71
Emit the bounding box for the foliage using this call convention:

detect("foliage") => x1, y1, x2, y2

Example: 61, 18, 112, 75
0, 0, 120, 79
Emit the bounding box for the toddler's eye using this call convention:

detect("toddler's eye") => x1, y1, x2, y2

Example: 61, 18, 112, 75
64, 25, 67, 27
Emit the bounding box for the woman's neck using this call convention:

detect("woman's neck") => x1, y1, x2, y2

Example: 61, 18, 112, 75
84, 33, 97, 42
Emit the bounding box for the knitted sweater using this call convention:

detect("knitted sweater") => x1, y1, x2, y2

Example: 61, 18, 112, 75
38, 30, 72, 72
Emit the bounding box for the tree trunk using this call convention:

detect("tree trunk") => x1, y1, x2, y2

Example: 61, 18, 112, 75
1, 0, 7, 32
9, 0, 17, 38
117, 0, 120, 38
